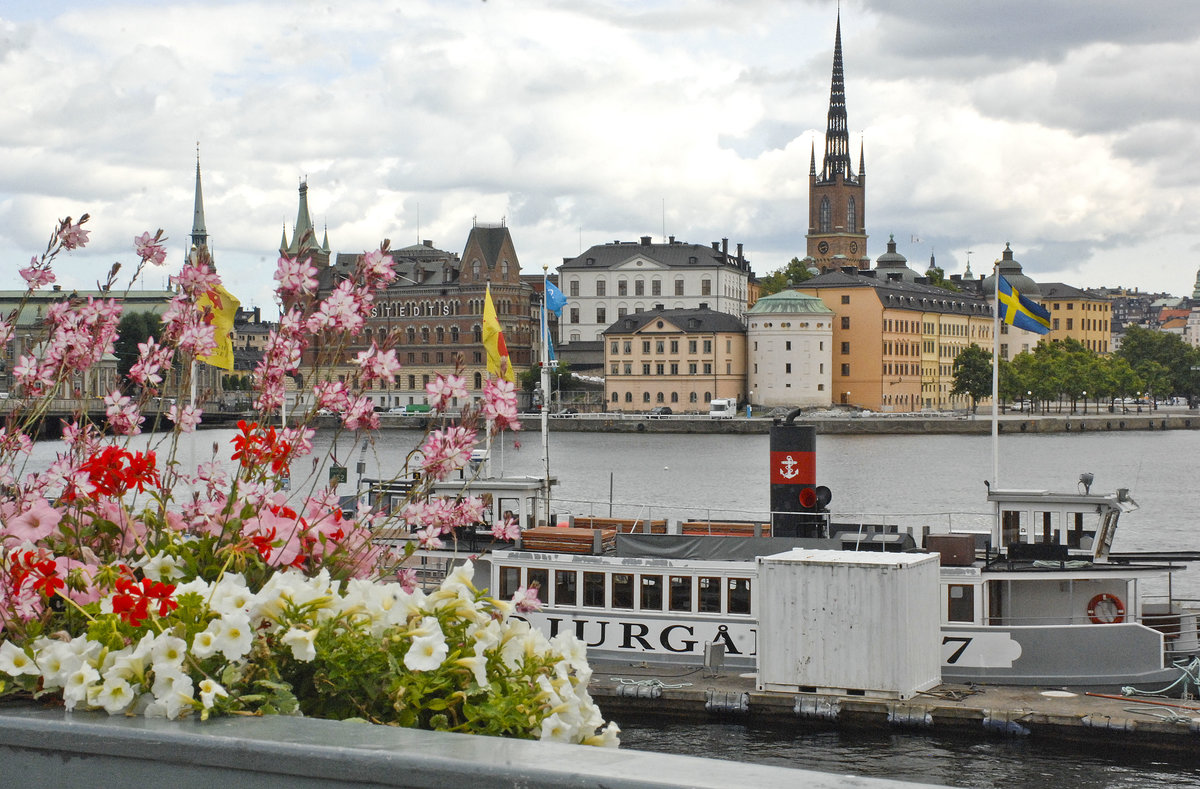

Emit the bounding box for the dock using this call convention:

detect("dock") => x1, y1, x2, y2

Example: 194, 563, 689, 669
588, 659, 1200, 752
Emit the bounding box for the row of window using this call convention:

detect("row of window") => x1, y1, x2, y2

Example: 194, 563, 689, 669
497, 565, 753, 615
817, 196, 857, 235
1051, 318, 1110, 332
567, 279, 711, 298
610, 339, 714, 355
610, 391, 709, 404
611, 362, 714, 376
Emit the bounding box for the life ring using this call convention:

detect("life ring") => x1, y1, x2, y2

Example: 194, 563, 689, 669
1087, 593, 1126, 624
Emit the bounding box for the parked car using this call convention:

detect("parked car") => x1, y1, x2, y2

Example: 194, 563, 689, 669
648, 406, 673, 417
386, 406, 408, 414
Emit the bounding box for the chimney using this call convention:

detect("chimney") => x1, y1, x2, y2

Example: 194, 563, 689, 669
699, 302, 709, 310
668, 235, 675, 244
423, 239, 433, 247
654, 303, 665, 311
712, 241, 720, 251
736, 242, 743, 261
640, 235, 652, 246
722, 238, 728, 257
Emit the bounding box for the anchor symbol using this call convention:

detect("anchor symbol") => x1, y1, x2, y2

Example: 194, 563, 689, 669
778, 455, 800, 480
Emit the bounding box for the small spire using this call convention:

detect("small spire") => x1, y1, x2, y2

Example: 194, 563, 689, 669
858, 139, 865, 177
809, 140, 816, 176
819, 10, 854, 184
279, 224, 289, 255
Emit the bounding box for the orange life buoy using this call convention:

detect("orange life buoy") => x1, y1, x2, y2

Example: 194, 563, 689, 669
1087, 593, 1126, 624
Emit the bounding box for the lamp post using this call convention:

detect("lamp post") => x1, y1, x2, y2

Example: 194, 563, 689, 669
1082, 390, 1087, 415
747, 390, 754, 419
1137, 391, 1142, 414
1027, 390, 1032, 416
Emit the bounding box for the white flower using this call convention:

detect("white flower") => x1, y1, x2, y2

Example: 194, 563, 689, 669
455, 655, 490, 689
281, 627, 319, 662
191, 625, 220, 660
150, 634, 187, 666
142, 552, 183, 582
538, 711, 579, 743
550, 632, 589, 672
62, 663, 101, 710
198, 678, 228, 709
404, 625, 448, 672
33, 640, 84, 688
211, 613, 254, 661
95, 677, 136, 714
582, 721, 622, 748
0, 640, 39, 676
151, 667, 194, 720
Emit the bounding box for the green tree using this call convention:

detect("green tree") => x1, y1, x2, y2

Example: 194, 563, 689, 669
950, 344, 992, 414
1117, 326, 1200, 398
113, 311, 163, 384
757, 257, 816, 297
924, 266, 960, 292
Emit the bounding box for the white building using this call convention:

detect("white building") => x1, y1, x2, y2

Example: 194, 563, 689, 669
557, 236, 752, 345
746, 290, 834, 409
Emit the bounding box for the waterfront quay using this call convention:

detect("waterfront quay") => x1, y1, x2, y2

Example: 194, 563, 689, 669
471, 408, 1200, 435
588, 658, 1200, 754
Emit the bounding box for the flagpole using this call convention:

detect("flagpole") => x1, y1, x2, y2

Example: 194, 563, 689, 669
991, 262, 1000, 490
540, 264, 552, 527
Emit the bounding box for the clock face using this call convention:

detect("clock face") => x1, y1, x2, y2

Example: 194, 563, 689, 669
818, 241, 829, 255
850, 241, 858, 254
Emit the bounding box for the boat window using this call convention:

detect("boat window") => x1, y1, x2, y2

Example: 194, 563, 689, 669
669, 575, 693, 612
498, 566, 520, 600
611, 574, 634, 609
555, 570, 578, 606
498, 498, 520, 525
947, 584, 974, 622
527, 567, 549, 604
727, 578, 751, 615
1034, 511, 1057, 544
1001, 510, 1022, 547
583, 572, 606, 607
698, 577, 721, 613
1067, 511, 1085, 548
640, 575, 663, 610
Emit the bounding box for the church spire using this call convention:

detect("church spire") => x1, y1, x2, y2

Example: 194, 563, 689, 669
191, 144, 208, 249
820, 12, 856, 184
287, 178, 316, 256
809, 140, 816, 177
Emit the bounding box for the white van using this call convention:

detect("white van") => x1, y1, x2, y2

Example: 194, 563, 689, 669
708, 398, 737, 418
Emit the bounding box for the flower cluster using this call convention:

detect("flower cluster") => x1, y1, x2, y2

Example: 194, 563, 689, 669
0, 216, 614, 747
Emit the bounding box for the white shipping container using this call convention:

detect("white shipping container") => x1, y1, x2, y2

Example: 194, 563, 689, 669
756, 549, 941, 699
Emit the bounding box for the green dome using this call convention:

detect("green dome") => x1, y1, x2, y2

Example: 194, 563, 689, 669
748, 290, 834, 315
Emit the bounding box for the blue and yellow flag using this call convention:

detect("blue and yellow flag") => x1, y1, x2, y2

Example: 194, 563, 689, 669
997, 275, 1051, 335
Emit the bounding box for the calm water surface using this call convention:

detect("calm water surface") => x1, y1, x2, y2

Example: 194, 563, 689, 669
23, 425, 1200, 787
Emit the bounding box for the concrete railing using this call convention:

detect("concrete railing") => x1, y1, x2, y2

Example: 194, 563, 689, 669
0, 704, 932, 788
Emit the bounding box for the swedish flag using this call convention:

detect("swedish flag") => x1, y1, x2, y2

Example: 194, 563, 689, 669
997, 275, 1051, 335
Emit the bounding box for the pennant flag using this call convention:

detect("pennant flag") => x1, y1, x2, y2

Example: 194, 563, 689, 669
544, 279, 567, 317
197, 283, 241, 370
997, 274, 1051, 335
482, 284, 515, 382
544, 320, 557, 363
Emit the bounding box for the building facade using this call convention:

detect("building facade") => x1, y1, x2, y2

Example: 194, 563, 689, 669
745, 291, 833, 409
1039, 283, 1112, 353
557, 236, 752, 345
602, 305, 746, 412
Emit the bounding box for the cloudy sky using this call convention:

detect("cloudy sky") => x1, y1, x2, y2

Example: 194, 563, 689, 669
2, 0, 1198, 312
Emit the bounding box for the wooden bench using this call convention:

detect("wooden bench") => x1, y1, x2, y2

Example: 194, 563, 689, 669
681, 520, 771, 537
570, 516, 668, 534
519, 526, 617, 554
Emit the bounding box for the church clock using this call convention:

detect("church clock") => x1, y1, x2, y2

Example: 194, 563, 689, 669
818, 241, 829, 255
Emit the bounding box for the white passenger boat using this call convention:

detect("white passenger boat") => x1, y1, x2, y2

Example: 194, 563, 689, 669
479, 480, 1200, 694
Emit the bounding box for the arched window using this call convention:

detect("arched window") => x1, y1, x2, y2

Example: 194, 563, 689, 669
407, 327, 416, 344
670, 392, 679, 403
624, 392, 633, 403
472, 260, 480, 278
474, 372, 483, 389
611, 392, 619, 402
656, 392, 664, 403
704, 391, 712, 402
473, 324, 482, 343
689, 392, 697, 403
847, 197, 857, 233
436, 327, 444, 344
642, 392, 651, 403
819, 197, 832, 233
451, 326, 460, 344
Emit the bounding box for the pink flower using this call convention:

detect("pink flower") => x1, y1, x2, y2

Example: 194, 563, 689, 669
166, 403, 203, 433
274, 255, 318, 297
342, 396, 379, 432
354, 344, 401, 384
134, 231, 167, 266
483, 378, 522, 434
396, 567, 418, 594
103, 390, 144, 436
512, 585, 542, 613
2, 497, 62, 543
19, 259, 55, 289
418, 426, 477, 482
493, 514, 521, 541
416, 528, 444, 550
426, 374, 469, 412
357, 248, 396, 288
57, 218, 89, 250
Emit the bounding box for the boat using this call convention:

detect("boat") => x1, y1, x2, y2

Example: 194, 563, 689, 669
463, 424, 1200, 697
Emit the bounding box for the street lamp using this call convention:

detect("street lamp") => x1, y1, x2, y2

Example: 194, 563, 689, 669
1027, 390, 1032, 416
1082, 390, 1087, 415
748, 390, 754, 419
1137, 391, 1142, 414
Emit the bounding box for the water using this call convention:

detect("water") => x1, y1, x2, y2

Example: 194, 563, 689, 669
21, 425, 1200, 786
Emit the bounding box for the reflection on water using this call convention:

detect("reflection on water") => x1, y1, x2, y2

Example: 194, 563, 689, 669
617, 715, 1200, 788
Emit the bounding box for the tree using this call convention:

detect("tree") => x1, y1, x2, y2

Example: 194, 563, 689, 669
924, 266, 960, 292
757, 257, 816, 297
1117, 326, 1200, 398
950, 344, 992, 414
113, 311, 163, 385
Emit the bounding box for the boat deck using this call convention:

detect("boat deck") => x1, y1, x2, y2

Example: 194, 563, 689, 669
588, 658, 1200, 752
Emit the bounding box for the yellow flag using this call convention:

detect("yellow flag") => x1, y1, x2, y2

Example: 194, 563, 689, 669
482, 284, 514, 382
197, 283, 240, 370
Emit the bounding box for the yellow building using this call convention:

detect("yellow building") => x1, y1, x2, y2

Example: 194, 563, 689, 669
603, 306, 746, 412
797, 268, 993, 411
1039, 283, 1112, 353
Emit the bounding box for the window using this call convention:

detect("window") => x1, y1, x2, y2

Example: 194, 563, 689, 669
596, 280, 606, 297
596, 307, 606, 323
819, 197, 832, 233
618, 280, 628, 296
727, 578, 751, 615
847, 197, 857, 232
642, 392, 651, 403
655, 363, 664, 375
642, 363, 651, 375
669, 575, 693, 612
841, 295, 850, 305
675, 279, 684, 296
785, 363, 792, 374
610, 363, 618, 374
528, 568, 548, 604
698, 577, 721, 613
569, 307, 579, 324
569, 280, 579, 297
498, 566, 520, 600
623, 341, 632, 354
785, 341, 791, 351
651, 279, 661, 296
670, 391, 679, 402
555, 570, 578, 606
948, 584, 974, 622
1066, 318, 1073, 330
656, 391, 664, 402
640, 575, 663, 610
656, 340, 664, 354
611, 341, 619, 355
625, 391, 633, 403
703, 363, 712, 374
701, 278, 712, 296
583, 572, 605, 607
841, 316, 850, 329
670, 340, 678, 353
688, 340, 697, 353
670, 363, 679, 374
841, 363, 850, 376
703, 340, 712, 354
689, 392, 698, 403
841, 342, 850, 355
611, 574, 634, 609
635, 280, 644, 296
617, 307, 627, 318
688, 363, 697, 374
611, 392, 619, 402
624, 363, 632, 374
